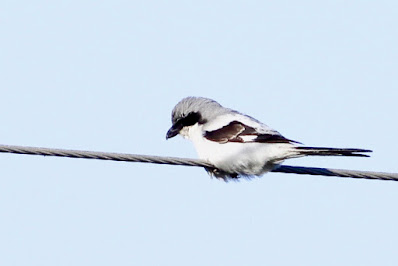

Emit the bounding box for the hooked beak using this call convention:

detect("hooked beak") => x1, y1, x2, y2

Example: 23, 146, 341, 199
166, 124, 182, 139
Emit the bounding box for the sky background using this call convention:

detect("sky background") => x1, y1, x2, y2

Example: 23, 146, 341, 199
1, 1, 398, 265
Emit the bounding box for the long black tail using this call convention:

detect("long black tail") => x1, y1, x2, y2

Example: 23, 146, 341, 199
295, 147, 372, 157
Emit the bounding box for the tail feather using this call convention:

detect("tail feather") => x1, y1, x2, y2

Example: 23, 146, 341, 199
296, 146, 372, 157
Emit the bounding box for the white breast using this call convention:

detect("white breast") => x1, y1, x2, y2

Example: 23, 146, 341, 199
184, 123, 296, 176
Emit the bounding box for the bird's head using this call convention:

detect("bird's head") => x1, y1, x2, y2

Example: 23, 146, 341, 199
166, 97, 224, 139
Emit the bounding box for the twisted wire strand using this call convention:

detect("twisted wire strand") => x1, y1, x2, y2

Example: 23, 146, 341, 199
0, 144, 397, 182
273, 165, 398, 181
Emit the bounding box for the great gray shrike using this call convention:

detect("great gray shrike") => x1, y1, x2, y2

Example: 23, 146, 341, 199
166, 97, 371, 180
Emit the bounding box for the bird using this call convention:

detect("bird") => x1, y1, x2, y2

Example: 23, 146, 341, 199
166, 97, 371, 180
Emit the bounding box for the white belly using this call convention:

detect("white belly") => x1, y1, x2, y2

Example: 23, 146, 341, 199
183, 124, 295, 176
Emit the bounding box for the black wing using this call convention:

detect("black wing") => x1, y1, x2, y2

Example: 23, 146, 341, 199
204, 121, 298, 144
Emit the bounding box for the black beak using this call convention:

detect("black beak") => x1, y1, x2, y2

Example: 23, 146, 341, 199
166, 124, 181, 139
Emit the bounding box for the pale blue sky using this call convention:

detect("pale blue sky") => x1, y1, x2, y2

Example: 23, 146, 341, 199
1, 1, 398, 265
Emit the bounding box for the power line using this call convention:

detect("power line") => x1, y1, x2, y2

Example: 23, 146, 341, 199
0, 144, 396, 181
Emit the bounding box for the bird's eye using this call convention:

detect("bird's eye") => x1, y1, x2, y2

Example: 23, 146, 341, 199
180, 112, 201, 127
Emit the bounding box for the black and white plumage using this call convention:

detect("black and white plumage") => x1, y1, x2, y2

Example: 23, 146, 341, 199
166, 97, 371, 180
